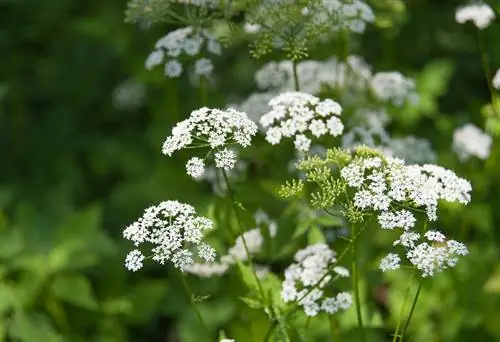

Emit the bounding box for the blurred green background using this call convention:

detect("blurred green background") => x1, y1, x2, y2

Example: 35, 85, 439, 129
1, 0, 500, 341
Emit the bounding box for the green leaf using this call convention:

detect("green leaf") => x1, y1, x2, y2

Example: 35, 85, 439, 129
235, 261, 260, 294
240, 296, 264, 310
128, 280, 169, 323
307, 225, 326, 244
9, 310, 62, 342
0, 227, 24, 259
0, 283, 17, 314
51, 275, 98, 310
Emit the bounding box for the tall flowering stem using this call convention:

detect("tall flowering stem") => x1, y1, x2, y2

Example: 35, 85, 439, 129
477, 30, 500, 117
351, 223, 365, 340
401, 281, 423, 340
292, 60, 300, 91
391, 271, 415, 342
178, 271, 211, 335
220, 169, 268, 303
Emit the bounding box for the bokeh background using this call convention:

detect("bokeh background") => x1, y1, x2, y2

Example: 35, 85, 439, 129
1, 0, 500, 341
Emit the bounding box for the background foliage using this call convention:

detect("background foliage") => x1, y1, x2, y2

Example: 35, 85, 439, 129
1, 0, 500, 341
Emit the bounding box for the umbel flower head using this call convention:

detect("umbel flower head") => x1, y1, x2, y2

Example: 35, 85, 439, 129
452, 123, 492, 161
123, 200, 216, 272
290, 147, 472, 277
260, 92, 344, 152
162, 107, 258, 179
455, 2, 495, 30
145, 26, 221, 78
381, 229, 469, 277
281, 243, 352, 317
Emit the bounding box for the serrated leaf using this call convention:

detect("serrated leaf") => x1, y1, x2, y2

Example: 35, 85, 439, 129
51, 275, 98, 310
235, 261, 260, 294
240, 296, 264, 310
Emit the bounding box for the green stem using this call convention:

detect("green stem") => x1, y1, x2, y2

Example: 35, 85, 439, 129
199, 76, 208, 106
178, 272, 210, 335
292, 60, 300, 91
391, 272, 415, 342
220, 169, 269, 303
329, 316, 339, 342
401, 281, 423, 339
351, 223, 364, 341
477, 29, 500, 117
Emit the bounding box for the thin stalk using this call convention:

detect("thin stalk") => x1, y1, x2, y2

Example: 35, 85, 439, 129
178, 272, 210, 335
477, 29, 500, 117
391, 272, 415, 342
292, 60, 300, 91
199, 76, 208, 106
351, 223, 364, 341
220, 169, 268, 304
401, 281, 423, 339
329, 316, 339, 342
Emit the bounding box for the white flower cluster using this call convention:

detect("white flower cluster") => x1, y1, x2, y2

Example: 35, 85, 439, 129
455, 3, 495, 30
493, 69, 500, 90
281, 244, 352, 316
381, 230, 468, 277
318, 0, 375, 33
370, 72, 419, 107
162, 107, 258, 179
123, 200, 216, 272
342, 109, 436, 164
185, 211, 278, 277
260, 92, 344, 152
254, 56, 372, 95
340, 155, 472, 223
452, 123, 492, 161
145, 26, 221, 78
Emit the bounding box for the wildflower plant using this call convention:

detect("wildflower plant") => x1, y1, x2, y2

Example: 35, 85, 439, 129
117, 0, 494, 341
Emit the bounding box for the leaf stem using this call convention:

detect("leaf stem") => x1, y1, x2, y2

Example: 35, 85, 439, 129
178, 271, 210, 336
391, 271, 415, 342
292, 60, 300, 91
220, 169, 269, 307
401, 280, 423, 340
351, 223, 365, 341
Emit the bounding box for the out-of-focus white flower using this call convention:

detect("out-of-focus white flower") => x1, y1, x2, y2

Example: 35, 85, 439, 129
281, 244, 352, 316
452, 123, 492, 161
243, 22, 262, 34
493, 69, 500, 89
194, 58, 214, 76
455, 3, 495, 29
370, 72, 419, 107
145, 27, 221, 80
316, 0, 375, 33
112, 79, 146, 111
260, 92, 344, 151
165, 60, 183, 77
162, 107, 257, 178
123, 201, 216, 272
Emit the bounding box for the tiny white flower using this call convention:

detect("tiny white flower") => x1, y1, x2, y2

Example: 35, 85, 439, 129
194, 58, 214, 76
125, 249, 144, 271
186, 157, 205, 179
165, 60, 183, 77
294, 134, 311, 152
215, 148, 237, 170
145, 49, 164, 70
380, 253, 401, 272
